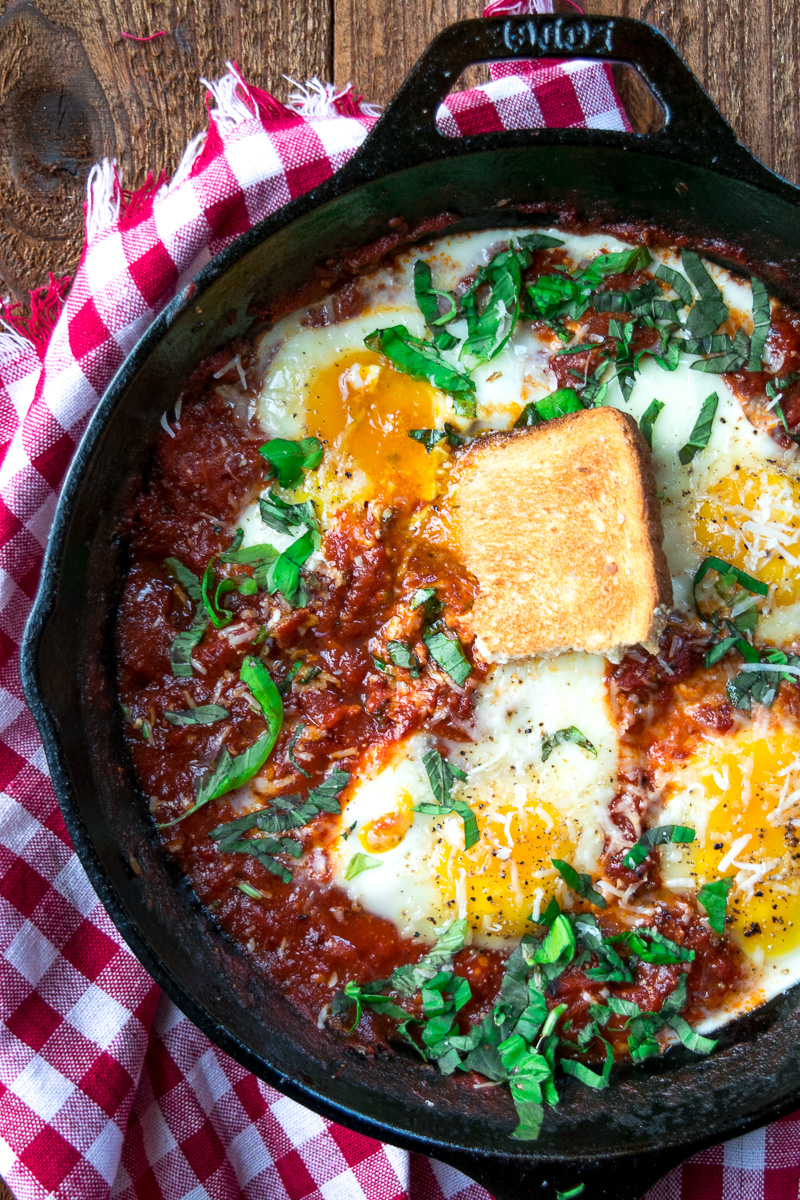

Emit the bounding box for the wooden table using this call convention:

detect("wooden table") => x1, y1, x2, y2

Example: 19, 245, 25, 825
0, 0, 797, 1194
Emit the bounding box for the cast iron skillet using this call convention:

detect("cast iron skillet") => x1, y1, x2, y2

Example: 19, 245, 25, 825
21, 15, 800, 1200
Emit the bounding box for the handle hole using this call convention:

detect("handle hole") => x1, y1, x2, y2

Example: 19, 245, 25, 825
435, 60, 665, 139
611, 64, 665, 134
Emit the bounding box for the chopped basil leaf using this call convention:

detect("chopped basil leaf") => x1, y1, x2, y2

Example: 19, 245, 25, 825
408, 428, 446, 453
209, 769, 349, 881
365, 327, 476, 415
678, 392, 718, 464
622, 824, 695, 869
414, 260, 458, 350
259, 436, 323, 489
391, 918, 469, 996
164, 704, 229, 726
386, 640, 420, 676
698, 876, 734, 935
690, 329, 749, 373
345, 852, 382, 881
684, 333, 731, 356
286, 723, 310, 778
160, 657, 283, 827
219, 542, 279, 567
423, 747, 467, 805
580, 246, 651, 288
705, 634, 751, 667
533, 913, 575, 966
748, 278, 771, 371
268, 528, 316, 608
461, 253, 523, 363
664, 1013, 717, 1054
529, 273, 584, 326
415, 747, 477, 849
692, 555, 768, 620
551, 859, 607, 909
535, 387, 583, 422
227, 527, 244, 553
165, 558, 208, 677
541, 727, 597, 762
514, 401, 541, 428
169, 607, 208, 678
776, 398, 800, 443
608, 927, 695, 965
561, 1040, 612, 1090
201, 558, 233, 628
277, 659, 320, 696
638, 398, 665, 449
681, 250, 729, 338
655, 263, 693, 308
767, 371, 800, 398
259, 492, 316, 536
423, 629, 471, 686
409, 587, 441, 616
237, 881, 263, 899
165, 556, 202, 602
555, 342, 597, 357
518, 232, 564, 251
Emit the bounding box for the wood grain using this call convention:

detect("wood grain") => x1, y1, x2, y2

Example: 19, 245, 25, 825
0, 0, 332, 304
584, 0, 800, 185
0, 1, 798, 1197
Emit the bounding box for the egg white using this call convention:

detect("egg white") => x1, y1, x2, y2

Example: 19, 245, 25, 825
236, 227, 800, 1023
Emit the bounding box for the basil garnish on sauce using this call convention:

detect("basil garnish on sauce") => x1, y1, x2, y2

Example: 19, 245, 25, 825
622, 824, 695, 870
690, 329, 749, 374
422, 629, 471, 686
551, 859, 607, 908
161, 657, 283, 827
165, 558, 208, 677
209, 769, 349, 882
164, 704, 229, 726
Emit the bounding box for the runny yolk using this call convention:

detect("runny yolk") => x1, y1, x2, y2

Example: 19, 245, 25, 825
694, 471, 800, 606
431, 791, 571, 942
359, 791, 415, 854
305, 351, 444, 504
665, 726, 800, 959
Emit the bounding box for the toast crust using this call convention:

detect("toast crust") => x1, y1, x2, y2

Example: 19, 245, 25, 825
451, 408, 673, 661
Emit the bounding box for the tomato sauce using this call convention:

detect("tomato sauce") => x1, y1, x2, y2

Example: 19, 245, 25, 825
116, 232, 787, 1071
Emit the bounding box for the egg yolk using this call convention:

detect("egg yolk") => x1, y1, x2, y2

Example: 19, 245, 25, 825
359, 792, 414, 854
304, 351, 444, 505
666, 725, 800, 958
430, 792, 572, 941
695, 471, 800, 605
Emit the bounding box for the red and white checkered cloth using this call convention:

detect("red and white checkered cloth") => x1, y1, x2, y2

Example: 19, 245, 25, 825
1, 2, 798, 1197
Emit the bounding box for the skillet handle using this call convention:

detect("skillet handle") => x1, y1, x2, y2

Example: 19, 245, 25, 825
340, 15, 774, 186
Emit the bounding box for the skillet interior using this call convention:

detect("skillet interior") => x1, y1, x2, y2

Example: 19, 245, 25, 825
22, 16, 800, 1199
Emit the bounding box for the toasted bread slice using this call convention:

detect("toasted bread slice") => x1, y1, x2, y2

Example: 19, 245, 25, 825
451, 407, 672, 661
